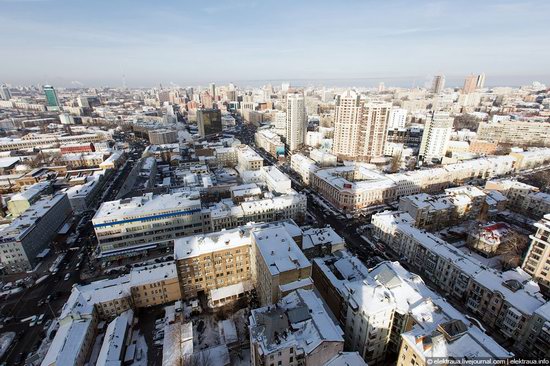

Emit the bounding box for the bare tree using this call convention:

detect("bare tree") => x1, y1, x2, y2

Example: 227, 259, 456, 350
497, 233, 529, 270
388, 151, 402, 173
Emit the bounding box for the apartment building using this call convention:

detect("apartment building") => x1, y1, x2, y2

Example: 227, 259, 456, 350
249, 289, 344, 366
312, 251, 370, 325
310, 151, 550, 214
398, 186, 486, 230
252, 225, 312, 306
396, 318, 512, 366
485, 179, 550, 220
0, 193, 71, 273
516, 302, 550, 360
254, 128, 285, 158
332, 91, 391, 161
286, 93, 307, 151
523, 214, 550, 296
371, 211, 547, 350
476, 120, 550, 148
418, 111, 453, 163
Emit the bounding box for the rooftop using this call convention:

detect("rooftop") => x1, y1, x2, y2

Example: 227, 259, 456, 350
253, 226, 311, 276
250, 289, 343, 356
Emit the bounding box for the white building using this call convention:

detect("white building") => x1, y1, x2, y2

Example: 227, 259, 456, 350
419, 111, 453, 163
387, 107, 407, 129
286, 93, 307, 151
290, 153, 319, 185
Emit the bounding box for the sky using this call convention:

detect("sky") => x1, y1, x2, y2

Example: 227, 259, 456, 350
0, 0, 549, 88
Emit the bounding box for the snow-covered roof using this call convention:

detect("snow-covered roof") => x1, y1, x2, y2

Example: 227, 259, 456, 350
253, 226, 311, 276
96, 309, 134, 366
250, 289, 343, 357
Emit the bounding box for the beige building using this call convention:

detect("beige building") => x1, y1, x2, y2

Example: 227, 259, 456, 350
523, 214, 550, 295
174, 227, 252, 300
332, 91, 391, 161
148, 129, 178, 145
252, 225, 312, 306
236, 144, 264, 171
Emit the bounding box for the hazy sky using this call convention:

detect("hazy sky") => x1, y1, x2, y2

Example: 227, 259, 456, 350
0, 0, 549, 87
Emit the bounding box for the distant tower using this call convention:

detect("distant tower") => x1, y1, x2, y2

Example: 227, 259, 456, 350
209, 83, 216, 101
0, 84, 11, 101
431, 75, 446, 94
462, 74, 478, 94
122, 74, 127, 90
43, 85, 60, 109
476, 73, 486, 89
378, 82, 385, 92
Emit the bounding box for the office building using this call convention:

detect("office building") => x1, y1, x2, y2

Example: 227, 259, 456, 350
92, 192, 206, 259
0, 84, 11, 101
462, 74, 478, 94
333, 91, 391, 161
418, 111, 453, 163
290, 153, 319, 185
0, 193, 71, 273
43, 85, 60, 108
249, 289, 344, 366
286, 93, 307, 151
523, 214, 550, 295
431, 74, 445, 94
197, 108, 222, 137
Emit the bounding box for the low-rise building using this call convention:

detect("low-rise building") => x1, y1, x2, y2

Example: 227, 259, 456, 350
467, 222, 513, 257
290, 153, 319, 185
148, 129, 178, 145
255, 129, 285, 158
249, 289, 344, 366
485, 179, 550, 220
301, 227, 345, 258
6, 181, 52, 217
237, 144, 264, 171
371, 210, 547, 351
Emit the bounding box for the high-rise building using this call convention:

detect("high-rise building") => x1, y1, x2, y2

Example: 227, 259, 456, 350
476, 73, 486, 88
285, 93, 306, 151
431, 75, 445, 94
387, 107, 407, 130
0, 84, 12, 101
418, 111, 453, 163
332, 91, 391, 161
462, 74, 478, 94
197, 108, 222, 137
43, 85, 60, 108
523, 214, 550, 295
209, 82, 216, 101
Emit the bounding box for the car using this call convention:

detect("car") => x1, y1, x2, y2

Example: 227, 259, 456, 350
36, 314, 45, 325
64, 273, 70, 281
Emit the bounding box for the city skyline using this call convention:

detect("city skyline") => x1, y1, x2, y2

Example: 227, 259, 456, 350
1, 0, 549, 87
